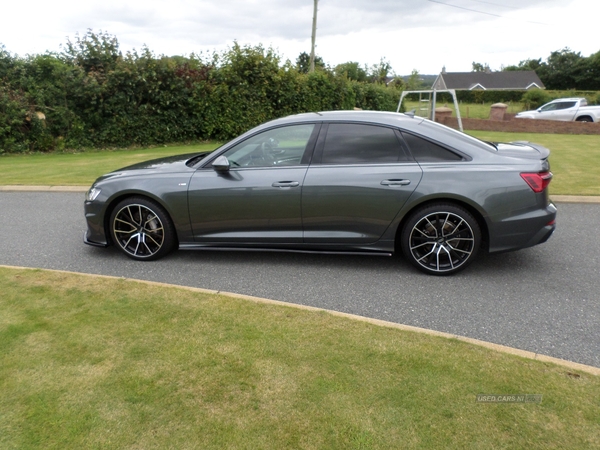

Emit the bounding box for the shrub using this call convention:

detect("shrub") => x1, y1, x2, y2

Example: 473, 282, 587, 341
0, 83, 31, 153
0, 33, 404, 153
521, 90, 551, 109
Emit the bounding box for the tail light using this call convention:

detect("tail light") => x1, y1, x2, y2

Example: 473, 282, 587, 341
520, 171, 552, 193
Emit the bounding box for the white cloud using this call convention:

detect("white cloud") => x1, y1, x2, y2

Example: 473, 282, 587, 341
0, 0, 597, 74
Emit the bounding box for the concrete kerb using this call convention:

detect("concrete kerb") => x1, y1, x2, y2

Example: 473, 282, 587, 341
0, 185, 89, 192
1, 186, 599, 204
1, 264, 599, 376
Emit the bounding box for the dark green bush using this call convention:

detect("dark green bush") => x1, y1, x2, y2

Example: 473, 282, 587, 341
521, 90, 551, 109
2, 37, 406, 153
1, 33, 399, 153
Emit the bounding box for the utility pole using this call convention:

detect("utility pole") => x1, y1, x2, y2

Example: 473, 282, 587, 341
309, 0, 318, 72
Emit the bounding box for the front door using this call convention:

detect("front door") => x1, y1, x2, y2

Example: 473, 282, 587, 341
188, 124, 317, 244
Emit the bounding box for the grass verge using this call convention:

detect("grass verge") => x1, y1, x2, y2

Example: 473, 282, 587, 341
1, 267, 598, 449
467, 131, 600, 196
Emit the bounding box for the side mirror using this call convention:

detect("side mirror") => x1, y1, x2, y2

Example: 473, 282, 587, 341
212, 155, 231, 172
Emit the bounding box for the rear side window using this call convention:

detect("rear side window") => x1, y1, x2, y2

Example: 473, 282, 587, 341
401, 132, 463, 162
321, 124, 404, 164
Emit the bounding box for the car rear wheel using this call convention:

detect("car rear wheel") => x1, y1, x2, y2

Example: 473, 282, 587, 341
401, 204, 481, 275
110, 197, 176, 261
576, 116, 593, 122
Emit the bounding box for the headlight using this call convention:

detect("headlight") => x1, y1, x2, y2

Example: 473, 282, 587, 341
86, 187, 101, 202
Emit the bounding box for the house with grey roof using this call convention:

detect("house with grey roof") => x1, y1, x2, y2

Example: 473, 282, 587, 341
432, 68, 544, 91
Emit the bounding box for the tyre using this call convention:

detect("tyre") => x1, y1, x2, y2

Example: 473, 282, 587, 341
109, 197, 176, 261
576, 116, 593, 123
400, 203, 481, 275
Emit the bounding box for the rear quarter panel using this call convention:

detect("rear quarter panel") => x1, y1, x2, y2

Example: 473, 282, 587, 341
381, 156, 552, 252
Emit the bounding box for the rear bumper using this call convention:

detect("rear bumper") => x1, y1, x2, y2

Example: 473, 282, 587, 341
524, 221, 555, 247
488, 202, 557, 253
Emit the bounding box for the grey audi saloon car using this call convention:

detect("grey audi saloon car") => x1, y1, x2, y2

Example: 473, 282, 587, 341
84, 111, 556, 275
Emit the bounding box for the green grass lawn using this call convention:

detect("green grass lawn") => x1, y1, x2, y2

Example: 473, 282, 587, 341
1, 267, 598, 449
403, 101, 524, 119
467, 131, 600, 196
0, 132, 598, 195
0, 142, 220, 186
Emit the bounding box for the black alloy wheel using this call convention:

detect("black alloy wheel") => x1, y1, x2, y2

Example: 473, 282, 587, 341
110, 197, 176, 261
401, 203, 481, 275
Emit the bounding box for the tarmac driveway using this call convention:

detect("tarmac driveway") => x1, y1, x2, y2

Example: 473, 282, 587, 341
0, 192, 598, 368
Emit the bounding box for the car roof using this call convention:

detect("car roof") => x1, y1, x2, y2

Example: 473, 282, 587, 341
237, 110, 496, 156
270, 110, 409, 124
261, 110, 428, 133
548, 98, 584, 102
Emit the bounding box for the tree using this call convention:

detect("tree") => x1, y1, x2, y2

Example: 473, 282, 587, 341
334, 62, 367, 82
405, 69, 422, 90
369, 58, 393, 84
503, 58, 543, 72
574, 50, 600, 91
537, 48, 583, 90
296, 52, 324, 74
61, 30, 121, 73
472, 62, 490, 72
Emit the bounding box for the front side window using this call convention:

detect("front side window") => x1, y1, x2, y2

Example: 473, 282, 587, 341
321, 123, 404, 164
540, 103, 558, 112
222, 124, 315, 168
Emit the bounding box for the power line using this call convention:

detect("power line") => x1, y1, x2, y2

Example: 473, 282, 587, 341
426, 0, 501, 17
426, 0, 549, 25
467, 0, 519, 9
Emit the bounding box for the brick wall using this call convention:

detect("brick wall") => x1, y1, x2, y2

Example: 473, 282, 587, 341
440, 117, 600, 135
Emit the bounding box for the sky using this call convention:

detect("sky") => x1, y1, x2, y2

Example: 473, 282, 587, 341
1, 0, 598, 75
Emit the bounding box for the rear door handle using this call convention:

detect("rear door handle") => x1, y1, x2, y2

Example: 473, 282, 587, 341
272, 181, 300, 188
381, 179, 411, 186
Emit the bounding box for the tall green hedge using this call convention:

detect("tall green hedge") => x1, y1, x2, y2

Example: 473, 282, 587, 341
0, 33, 402, 154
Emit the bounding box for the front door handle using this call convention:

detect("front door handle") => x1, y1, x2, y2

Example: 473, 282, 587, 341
272, 181, 300, 188
381, 179, 411, 186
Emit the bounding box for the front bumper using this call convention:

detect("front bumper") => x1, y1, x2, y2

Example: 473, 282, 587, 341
83, 230, 109, 247
84, 198, 110, 247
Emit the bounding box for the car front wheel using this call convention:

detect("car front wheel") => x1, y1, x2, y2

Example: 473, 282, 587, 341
401, 204, 481, 275
110, 197, 176, 261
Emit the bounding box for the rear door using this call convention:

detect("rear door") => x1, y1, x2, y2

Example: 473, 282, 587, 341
552, 101, 578, 121
302, 123, 422, 244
